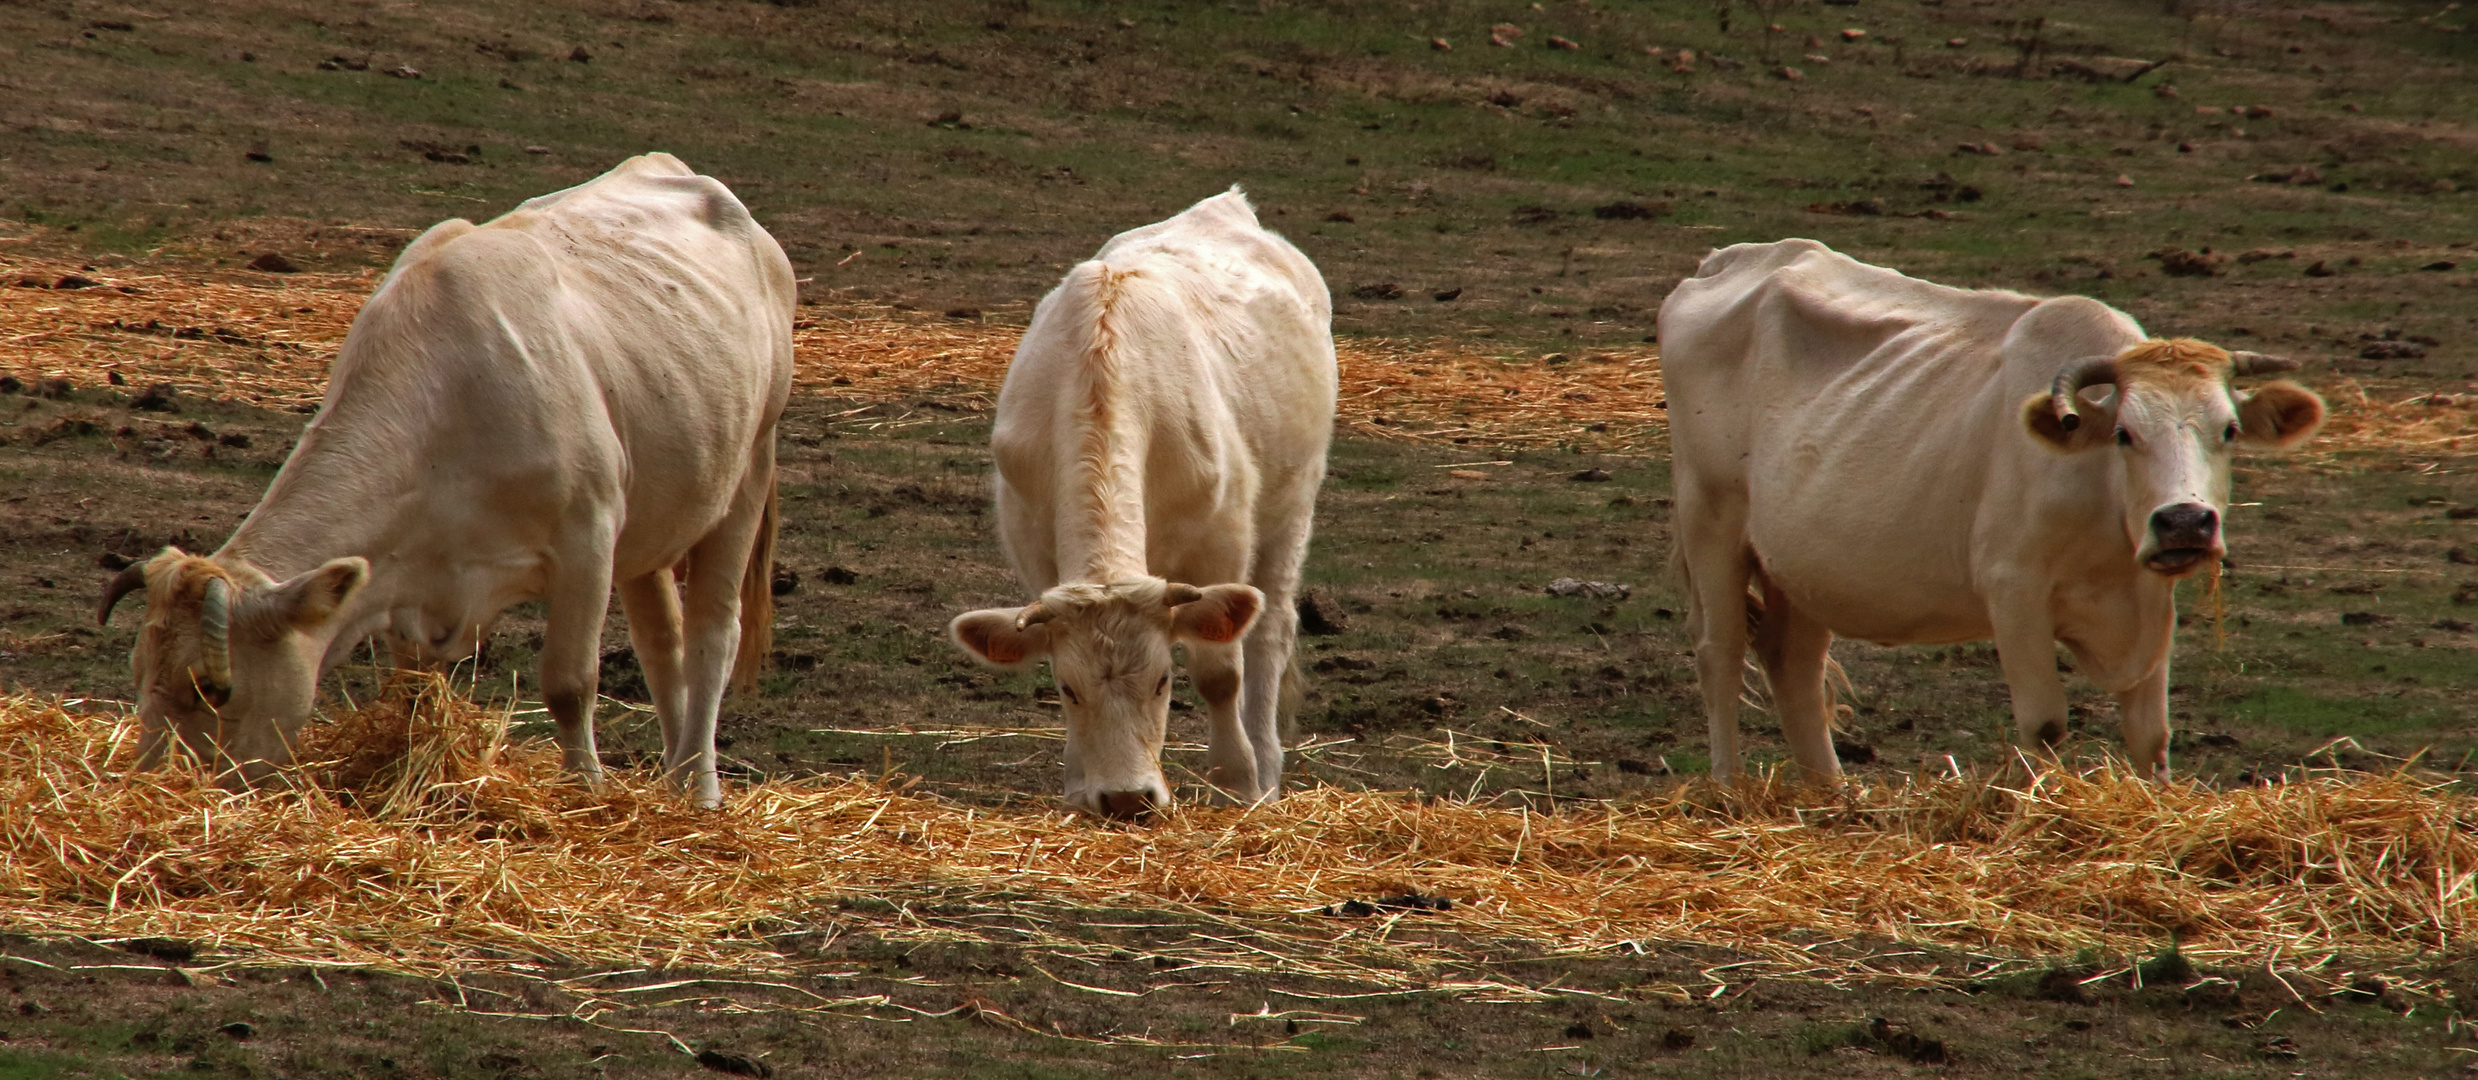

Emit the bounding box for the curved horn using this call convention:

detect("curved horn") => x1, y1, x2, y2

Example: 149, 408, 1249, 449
97, 563, 149, 625
197, 576, 232, 690
1015, 601, 1054, 630
1162, 583, 1206, 606
2049, 357, 2120, 432
2230, 351, 2300, 377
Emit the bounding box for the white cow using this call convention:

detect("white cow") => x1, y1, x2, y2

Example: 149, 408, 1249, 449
98, 153, 794, 806
945, 188, 1337, 819
1658, 239, 2324, 783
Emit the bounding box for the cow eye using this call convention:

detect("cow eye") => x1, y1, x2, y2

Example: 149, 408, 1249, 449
1060, 684, 1082, 706
2223, 422, 2239, 442
1154, 675, 1170, 696
2114, 427, 2133, 447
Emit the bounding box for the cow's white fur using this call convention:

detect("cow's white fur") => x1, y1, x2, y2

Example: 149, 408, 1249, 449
946, 188, 1337, 816
1658, 239, 2322, 783
106, 154, 793, 806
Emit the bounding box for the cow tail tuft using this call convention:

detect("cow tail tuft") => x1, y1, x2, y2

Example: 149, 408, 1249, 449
731, 474, 779, 696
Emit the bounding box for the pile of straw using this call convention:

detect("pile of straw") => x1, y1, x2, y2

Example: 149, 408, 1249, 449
5, 251, 2463, 457
0, 686, 2466, 1003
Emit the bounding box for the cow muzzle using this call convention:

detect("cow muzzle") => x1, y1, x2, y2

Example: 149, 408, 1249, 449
2143, 503, 2221, 575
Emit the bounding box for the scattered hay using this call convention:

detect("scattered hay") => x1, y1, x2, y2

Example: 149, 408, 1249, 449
13, 250, 2461, 458
0, 687, 2467, 1004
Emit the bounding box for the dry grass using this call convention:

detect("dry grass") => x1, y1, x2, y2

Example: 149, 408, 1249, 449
7, 250, 2465, 457
2, 684, 2466, 1008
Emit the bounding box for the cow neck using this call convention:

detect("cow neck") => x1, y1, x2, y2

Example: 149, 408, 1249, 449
214, 339, 429, 584
1060, 267, 1151, 584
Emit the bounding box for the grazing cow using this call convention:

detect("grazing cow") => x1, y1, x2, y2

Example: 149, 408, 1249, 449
1658, 239, 2323, 783
97, 153, 794, 806
945, 188, 1337, 819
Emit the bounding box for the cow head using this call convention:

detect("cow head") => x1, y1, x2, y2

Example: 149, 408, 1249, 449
99, 548, 370, 785
947, 578, 1262, 820
2022, 339, 2324, 576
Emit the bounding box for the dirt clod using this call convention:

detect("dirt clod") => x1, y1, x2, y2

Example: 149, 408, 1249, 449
1296, 589, 1350, 635
245, 253, 298, 273
693, 1049, 770, 1078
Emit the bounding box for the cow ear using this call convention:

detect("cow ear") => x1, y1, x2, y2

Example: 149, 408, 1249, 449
2238, 381, 2325, 449
258, 557, 369, 631
1169, 584, 1264, 644
949, 608, 1053, 668
2020, 393, 2105, 452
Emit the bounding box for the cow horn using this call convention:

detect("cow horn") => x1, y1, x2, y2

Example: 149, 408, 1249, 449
1163, 583, 1206, 606
197, 576, 233, 691
2049, 357, 2120, 432
98, 563, 149, 625
2230, 350, 2299, 377
1015, 601, 1053, 630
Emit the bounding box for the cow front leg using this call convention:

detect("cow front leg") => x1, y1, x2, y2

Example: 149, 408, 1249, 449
2114, 663, 2172, 783
1990, 602, 2072, 760
1186, 641, 1258, 804
539, 548, 618, 786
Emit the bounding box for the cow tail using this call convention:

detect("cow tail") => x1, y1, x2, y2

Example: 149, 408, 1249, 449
731, 474, 779, 696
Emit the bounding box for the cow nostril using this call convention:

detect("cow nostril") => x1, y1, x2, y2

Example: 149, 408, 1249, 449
1097, 790, 1159, 820
2149, 504, 2218, 537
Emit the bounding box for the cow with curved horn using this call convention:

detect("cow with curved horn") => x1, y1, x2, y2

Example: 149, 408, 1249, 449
1660, 239, 2324, 784
945, 188, 1337, 820
96, 154, 793, 806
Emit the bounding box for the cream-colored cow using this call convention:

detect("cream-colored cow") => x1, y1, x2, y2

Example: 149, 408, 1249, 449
98, 153, 793, 806
1659, 239, 2323, 783
947, 189, 1337, 819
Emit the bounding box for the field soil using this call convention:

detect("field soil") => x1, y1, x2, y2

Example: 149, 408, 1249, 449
3, 0, 2477, 1075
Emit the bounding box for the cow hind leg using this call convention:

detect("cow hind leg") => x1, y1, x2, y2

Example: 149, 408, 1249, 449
1678, 526, 1757, 783
618, 568, 691, 742
1186, 641, 1257, 804
669, 469, 771, 808
1754, 579, 1841, 782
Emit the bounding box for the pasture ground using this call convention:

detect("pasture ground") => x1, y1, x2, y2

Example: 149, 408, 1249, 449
4, 0, 2478, 1074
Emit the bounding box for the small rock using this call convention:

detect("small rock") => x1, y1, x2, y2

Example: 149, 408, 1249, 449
386, 65, 422, 79
219, 432, 251, 448
1775, 66, 1803, 81
245, 149, 274, 163
1661, 1028, 1696, 1050
2421, 260, 2458, 272
2113, 173, 2136, 187
943, 306, 981, 320
133, 383, 178, 412
246, 253, 298, 274
1489, 23, 1523, 47
1431, 287, 1462, 302
2198, 732, 2241, 748
52, 274, 99, 289
1349, 282, 1404, 301
1569, 468, 1611, 482
569, 45, 593, 62
1323, 211, 1355, 223
1840, 28, 1867, 41
1430, 37, 1451, 51
2339, 611, 2390, 626
1546, 35, 1580, 50
821, 566, 859, 585
218, 1022, 255, 1040
2304, 260, 2336, 277
524, 145, 551, 155
770, 567, 800, 596
1447, 469, 1491, 480
1545, 578, 1630, 600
